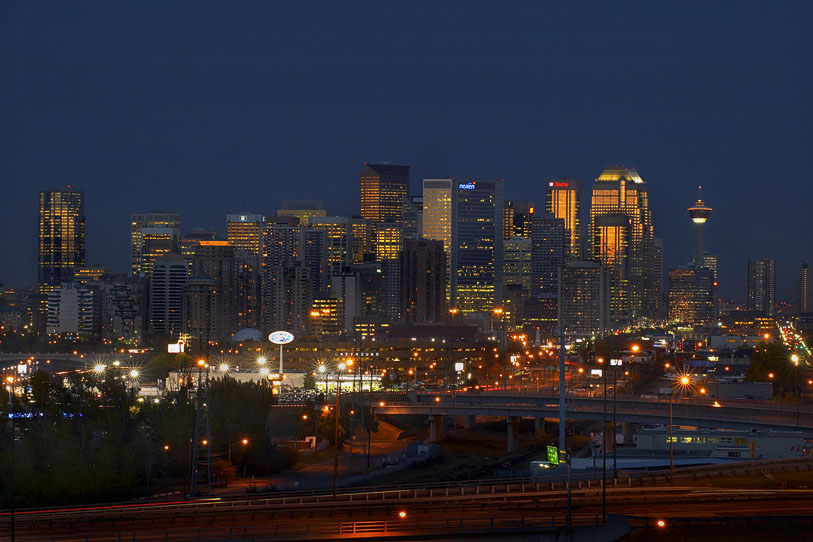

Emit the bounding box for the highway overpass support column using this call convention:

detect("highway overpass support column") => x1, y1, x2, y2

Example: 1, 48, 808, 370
535, 417, 544, 435
621, 422, 632, 445
428, 415, 443, 442
507, 416, 520, 452
464, 415, 477, 429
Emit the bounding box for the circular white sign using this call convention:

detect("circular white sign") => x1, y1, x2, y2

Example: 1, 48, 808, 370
268, 331, 294, 344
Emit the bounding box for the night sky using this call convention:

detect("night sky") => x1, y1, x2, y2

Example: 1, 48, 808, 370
1, 1, 811, 301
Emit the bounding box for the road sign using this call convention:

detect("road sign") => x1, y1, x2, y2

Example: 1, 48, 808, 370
546, 445, 559, 465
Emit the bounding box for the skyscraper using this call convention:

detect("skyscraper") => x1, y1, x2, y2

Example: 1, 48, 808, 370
589, 166, 656, 322
530, 213, 566, 297
592, 214, 631, 323
277, 200, 327, 226
668, 265, 715, 326
422, 179, 455, 299
800, 263, 809, 314
360, 163, 410, 225
400, 239, 446, 323
558, 261, 610, 339
747, 259, 776, 317
149, 253, 191, 335
653, 238, 664, 318
453, 180, 504, 313
546, 178, 582, 260
131, 212, 181, 277
38, 187, 86, 294
226, 213, 266, 255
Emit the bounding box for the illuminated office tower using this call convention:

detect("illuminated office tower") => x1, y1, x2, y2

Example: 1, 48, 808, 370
38, 187, 86, 293
350, 217, 373, 264
592, 214, 631, 324
747, 259, 776, 317
454, 180, 504, 313
503, 200, 515, 240
511, 201, 535, 238
130, 212, 180, 277
546, 178, 582, 260
668, 265, 715, 326
149, 253, 192, 335
360, 163, 410, 224
422, 179, 455, 297
530, 213, 566, 297
400, 239, 446, 323
558, 261, 610, 339
309, 217, 352, 276
277, 201, 327, 226
589, 166, 655, 321
800, 263, 809, 314
374, 221, 403, 262
226, 213, 266, 255
179, 229, 216, 256
503, 237, 532, 292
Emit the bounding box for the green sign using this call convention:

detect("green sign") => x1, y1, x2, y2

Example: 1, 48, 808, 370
546, 445, 559, 464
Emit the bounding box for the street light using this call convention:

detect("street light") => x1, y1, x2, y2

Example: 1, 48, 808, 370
669, 373, 693, 486
333, 362, 346, 499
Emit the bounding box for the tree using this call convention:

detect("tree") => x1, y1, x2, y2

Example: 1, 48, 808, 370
745, 341, 799, 397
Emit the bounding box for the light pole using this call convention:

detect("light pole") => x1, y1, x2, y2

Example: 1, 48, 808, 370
333, 361, 347, 499
669, 374, 692, 486
598, 357, 606, 524
6, 374, 15, 542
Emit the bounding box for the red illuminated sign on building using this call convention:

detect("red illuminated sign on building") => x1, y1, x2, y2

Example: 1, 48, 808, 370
549, 181, 570, 188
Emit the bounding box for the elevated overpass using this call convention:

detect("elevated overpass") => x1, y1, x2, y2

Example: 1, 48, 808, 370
374, 393, 813, 451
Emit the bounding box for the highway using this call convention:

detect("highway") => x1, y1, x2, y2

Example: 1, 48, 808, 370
3, 480, 813, 541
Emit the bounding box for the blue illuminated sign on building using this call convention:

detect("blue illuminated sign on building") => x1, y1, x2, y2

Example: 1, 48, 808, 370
458, 182, 476, 190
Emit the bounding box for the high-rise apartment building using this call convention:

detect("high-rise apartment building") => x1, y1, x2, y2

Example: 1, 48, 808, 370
189, 240, 235, 337
589, 166, 656, 322
668, 265, 715, 326
182, 276, 224, 342
38, 187, 86, 294
653, 238, 664, 318
530, 213, 566, 297
261, 263, 312, 336
233, 250, 261, 330
226, 213, 266, 255
800, 263, 809, 314
309, 217, 352, 277
360, 163, 410, 225
546, 178, 582, 260
148, 253, 191, 335
400, 239, 446, 323
558, 261, 610, 339
46, 283, 96, 336
748, 259, 776, 317
130, 212, 180, 277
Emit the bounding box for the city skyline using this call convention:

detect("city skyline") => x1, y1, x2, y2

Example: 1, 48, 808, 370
2, 2, 811, 301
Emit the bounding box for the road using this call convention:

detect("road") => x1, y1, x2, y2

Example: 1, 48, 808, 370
4, 482, 813, 541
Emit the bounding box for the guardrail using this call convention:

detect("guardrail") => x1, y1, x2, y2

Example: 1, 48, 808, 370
0, 513, 610, 542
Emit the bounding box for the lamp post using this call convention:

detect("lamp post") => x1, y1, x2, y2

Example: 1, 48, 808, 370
6, 374, 15, 542
493, 308, 505, 390
610, 357, 622, 480
333, 361, 347, 499
669, 374, 692, 486
598, 357, 606, 524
